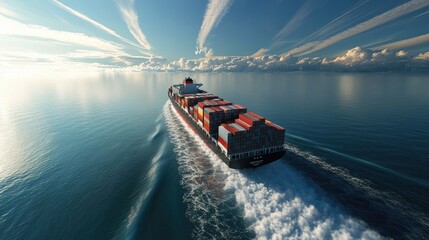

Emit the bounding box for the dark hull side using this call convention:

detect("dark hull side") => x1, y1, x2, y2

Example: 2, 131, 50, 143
168, 95, 285, 169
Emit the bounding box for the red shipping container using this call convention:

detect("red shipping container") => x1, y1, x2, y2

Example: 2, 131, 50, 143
218, 136, 228, 149
247, 112, 265, 121
239, 114, 257, 126
234, 104, 246, 109
222, 124, 239, 135
198, 102, 206, 108
212, 107, 223, 112
266, 121, 285, 131
235, 119, 251, 130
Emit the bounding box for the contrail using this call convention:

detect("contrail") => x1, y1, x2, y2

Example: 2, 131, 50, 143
117, 0, 152, 51
256, 0, 365, 57
374, 33, 429, 50
251, 48, 269, 57
286, 0, 429, 56
296, 0, 370, 45
196, 0, 233, 55
271, 0, 318, 49
52, 0, 149, 54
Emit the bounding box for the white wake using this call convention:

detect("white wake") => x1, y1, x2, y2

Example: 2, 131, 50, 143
164, 101, 383, 239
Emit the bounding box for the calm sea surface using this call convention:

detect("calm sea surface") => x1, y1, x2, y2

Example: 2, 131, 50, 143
0, 72, 428, 239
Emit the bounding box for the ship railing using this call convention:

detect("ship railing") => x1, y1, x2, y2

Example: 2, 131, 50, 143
229, 146, 284, 161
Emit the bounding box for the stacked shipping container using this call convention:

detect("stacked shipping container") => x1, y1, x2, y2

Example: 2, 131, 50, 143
183, 94, 218, 109
197, 99, 232, 124
203, 107, 224, 134
218, 112, 285, 158
172, 91, 285, 159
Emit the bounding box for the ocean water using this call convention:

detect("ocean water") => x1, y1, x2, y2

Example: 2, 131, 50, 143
0, 71, 428, 239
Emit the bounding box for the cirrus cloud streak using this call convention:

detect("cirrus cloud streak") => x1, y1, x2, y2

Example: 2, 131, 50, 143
196, 0, 233, 56
52, 0, 148, 54
0, 14, 123, 53
286, 0, 429, 56
374, 33, 429, 50
116, 0, 152, 51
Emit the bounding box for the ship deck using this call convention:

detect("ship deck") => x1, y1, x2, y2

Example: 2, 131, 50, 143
168, 94, 285, 169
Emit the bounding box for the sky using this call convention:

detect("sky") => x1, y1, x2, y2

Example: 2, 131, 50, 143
0, 0, 428, 72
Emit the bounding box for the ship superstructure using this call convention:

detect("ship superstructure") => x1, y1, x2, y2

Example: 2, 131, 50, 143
168, 77, 285, 168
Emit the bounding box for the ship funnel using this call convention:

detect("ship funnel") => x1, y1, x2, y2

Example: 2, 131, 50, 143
183, 77, 193, 84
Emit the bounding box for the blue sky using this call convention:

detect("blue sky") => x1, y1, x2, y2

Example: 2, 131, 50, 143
0, 0, 428, 71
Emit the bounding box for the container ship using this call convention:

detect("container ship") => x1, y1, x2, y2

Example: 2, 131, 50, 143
168, 77, 285, 169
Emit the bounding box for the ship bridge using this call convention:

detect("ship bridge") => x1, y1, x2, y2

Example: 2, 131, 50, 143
172, 77, 202, 95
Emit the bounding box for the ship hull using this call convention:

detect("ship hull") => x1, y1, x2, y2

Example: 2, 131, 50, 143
168, 95, 285, 169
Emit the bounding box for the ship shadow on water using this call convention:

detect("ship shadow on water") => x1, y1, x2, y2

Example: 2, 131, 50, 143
268, 147, 429, 240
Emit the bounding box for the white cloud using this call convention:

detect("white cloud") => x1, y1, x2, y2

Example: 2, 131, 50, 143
0, 14, 123, 53
0, 51, 61, 63
125, 47, 429, 72
53, 0, 148, 54
3, 46, 426, 73
66, 50, 147, 61
332, 47, 371, 65
0, 5, 16, 18
0, 52, 115, 74
0, 15, 120, 51
196, 0, 233, 56
415, 51, 429, 60
0, 13, 151, 68
286, 0, 429, 56
0, 48, 148, 69
396, 50, 408, 58
116, 0, 151, 51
